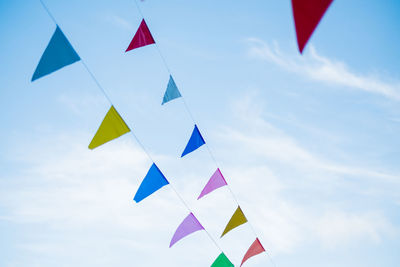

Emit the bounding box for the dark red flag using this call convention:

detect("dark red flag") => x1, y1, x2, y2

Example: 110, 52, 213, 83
126, 19, 155, 52
292, 0, 333, 53
240, 238, 265, 266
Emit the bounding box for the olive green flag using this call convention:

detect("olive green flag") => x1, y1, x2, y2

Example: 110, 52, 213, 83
211, 253, 234, 267
88, 105, 130, 149
221, 206, 248, 237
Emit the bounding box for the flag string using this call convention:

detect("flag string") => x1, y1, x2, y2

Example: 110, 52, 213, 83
131, 0, 277, 266
38, 0, 226, 258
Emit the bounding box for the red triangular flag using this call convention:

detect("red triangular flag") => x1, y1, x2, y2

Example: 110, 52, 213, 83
292, 0, 333, 53
240, 238, 265, 266
126, 19, 155, 52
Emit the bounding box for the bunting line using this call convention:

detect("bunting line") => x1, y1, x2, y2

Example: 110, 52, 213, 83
131, 1, 275, 266
37, 0, 228, 263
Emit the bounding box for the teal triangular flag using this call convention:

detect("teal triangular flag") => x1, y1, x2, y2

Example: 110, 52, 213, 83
181, 125, 205, 157
162, 75, 181, 105
161, 75, 181, 105
134, 163, 169, 203
32, 26, 80, 82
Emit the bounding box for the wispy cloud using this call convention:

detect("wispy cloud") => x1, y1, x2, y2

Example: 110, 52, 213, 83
1, 93, 398, 266
220, 91, 400, 185
212, 91, 399, 253
316, 211, 397, 248
106, 14, 134, 31
246, 38, 400, 100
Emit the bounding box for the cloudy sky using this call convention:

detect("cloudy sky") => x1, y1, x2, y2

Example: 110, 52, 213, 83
0, 0, 399, 266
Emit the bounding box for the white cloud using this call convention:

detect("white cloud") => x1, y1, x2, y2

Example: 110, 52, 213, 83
212, 91, 399, 253
106, 14, 134, 31
220, 91, 400, 185
246, 38, 400, 100
1, 93, 399, 266
316, 211, 397, 248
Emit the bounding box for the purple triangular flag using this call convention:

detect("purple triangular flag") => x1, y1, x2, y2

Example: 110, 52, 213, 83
170, 213, 204, 247
198, 168, 228, 200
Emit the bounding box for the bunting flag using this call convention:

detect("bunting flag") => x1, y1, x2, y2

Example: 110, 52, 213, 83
240, 238, 265, 266
221, 206, 247, 237
88, 105, 130, 149
211, 253, 234, 267
126, 19, 155, 52
162, 75, 182, 105
32, 26, 80, 81
134, 163, 169, 203
170, 213, 204, 247
292, 0, 333, 53
181, 125, 205, 157
198, 168, 227, 199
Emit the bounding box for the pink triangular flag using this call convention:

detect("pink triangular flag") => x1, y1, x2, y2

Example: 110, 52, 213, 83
198, 168, 227, 199
170, 213, 204, 247
240, 238, 266, 266
125, 19, 155, 52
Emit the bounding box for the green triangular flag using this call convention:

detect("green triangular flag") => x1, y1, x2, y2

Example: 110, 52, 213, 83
88, 106, 130, 149
221, 206, 248, 237
211, 253, 234, 267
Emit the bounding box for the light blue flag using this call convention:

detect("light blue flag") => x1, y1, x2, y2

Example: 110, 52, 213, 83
181, 125, 205, 157
162, 75, 181, 105
32, 26, 80, 82
134, 163, 169, 203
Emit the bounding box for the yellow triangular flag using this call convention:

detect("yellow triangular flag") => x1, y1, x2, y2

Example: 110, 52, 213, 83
221, 206, 248, 237
88, 105, 130, 149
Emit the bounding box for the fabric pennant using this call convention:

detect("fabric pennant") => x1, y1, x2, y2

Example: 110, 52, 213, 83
181, 125, 205, 157
221, 206, 248, 237
170, 213, 204, 247
211, 253, 234, 267
198, 168, 227, 199
32, 26, 80, 81
162, 75, 182, 105
88, 105, 130, 149
134, 163, 169, 203
240, 238, 265, 266
292, 0, 333, 53
126, 19, 155, 52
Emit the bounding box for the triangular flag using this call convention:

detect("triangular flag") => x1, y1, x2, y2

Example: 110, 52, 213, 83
134, 163, 169, 203
32, 26, 80, 81
292, 0, 333, 53
240, 238, 266, 266
125, 19, 155, 52
170, 213, 204, 247
198, 168, 227, 199
88, 106, 130, 149
181, 125, 205, 157
221, 206, 247, 237
211, 253, 234, 267
162, 75, 182, 105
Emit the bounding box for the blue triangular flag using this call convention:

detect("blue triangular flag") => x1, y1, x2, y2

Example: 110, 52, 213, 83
162, 75, 182, 105
134, 163, 169, 203
181, 125, 206, 157
32, 26, 80, 82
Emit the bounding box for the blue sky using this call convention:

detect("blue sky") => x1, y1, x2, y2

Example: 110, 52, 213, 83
0, 0, 399, 266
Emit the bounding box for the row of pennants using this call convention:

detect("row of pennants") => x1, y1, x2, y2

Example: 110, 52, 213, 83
31, 1, 335, 265
32, 19, 264, 267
